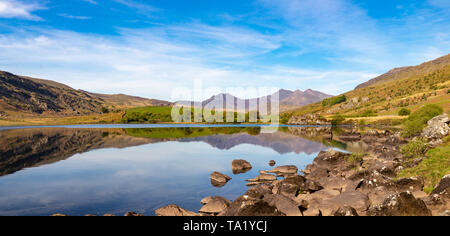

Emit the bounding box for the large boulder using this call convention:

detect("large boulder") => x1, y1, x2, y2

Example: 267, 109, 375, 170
421, 114, 450, 142
271, 175, 318, 198
232, 160, 252, 174
155, 205, 198, 216
333, 206, 359, 216
219, 186, 285, 216
263, 194, 302, 216
199, 196, 231, 215
432, 174, 450, 197
367, 192, 432, 216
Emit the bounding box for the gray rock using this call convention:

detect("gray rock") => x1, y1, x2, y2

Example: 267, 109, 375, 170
367, 192, 432, 216
432, 174, 450, 197
333, 206, 359, 216
421, 114, 450, 141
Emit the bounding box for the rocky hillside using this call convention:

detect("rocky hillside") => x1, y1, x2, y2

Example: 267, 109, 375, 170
0, 71, 172, 116
356, 53, 450, 89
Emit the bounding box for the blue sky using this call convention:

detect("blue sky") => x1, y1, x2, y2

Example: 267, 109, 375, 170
0, 0, 449, 100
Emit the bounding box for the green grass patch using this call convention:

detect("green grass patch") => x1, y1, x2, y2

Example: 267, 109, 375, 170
398, 108, 411, 116
400, 138, 428, 159
398, 141, 450, 193
122, 106, 173, 123
346, 153, 364, 165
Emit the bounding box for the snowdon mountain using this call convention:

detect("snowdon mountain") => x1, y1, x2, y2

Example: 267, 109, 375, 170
177, 89, 332, 112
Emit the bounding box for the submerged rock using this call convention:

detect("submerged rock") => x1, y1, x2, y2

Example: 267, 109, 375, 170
155, 205, 198, 216
232, 160, 252, 174
269, 160, 276, 167
367, 192, 431, 216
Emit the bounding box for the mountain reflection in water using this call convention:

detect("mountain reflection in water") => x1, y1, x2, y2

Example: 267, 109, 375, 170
0, 126, 382, 216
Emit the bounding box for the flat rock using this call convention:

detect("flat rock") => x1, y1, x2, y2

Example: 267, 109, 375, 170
246, 173, 277, 182
199, 196, 231, 215
155, 205, 198, 216
267, 165, 298, 176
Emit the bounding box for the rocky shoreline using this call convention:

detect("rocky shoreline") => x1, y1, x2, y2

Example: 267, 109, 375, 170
51, 115, 449, 217
154, 115, 450, 216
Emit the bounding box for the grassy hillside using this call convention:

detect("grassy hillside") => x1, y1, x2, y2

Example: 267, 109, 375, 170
356, 54, 450, 89
286, 55, 450, 123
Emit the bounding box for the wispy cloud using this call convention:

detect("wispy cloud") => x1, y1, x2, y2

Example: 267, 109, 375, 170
112, 0, 159, 16
59, 13, 91, 20
0, 0, 44, 20
82, 0, 98, 5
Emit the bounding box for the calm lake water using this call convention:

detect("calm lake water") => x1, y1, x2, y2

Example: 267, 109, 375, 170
0, 125, 372, 216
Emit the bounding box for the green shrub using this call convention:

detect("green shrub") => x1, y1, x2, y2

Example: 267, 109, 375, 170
400, 138, 428, 159
346, 153, 364, 165
402, 104, 443, 137
101, 107, 110, 114
360, 110, 377, 117
398, 108, 411, 116
322, 95, 347, 107
331, 114, 345, 126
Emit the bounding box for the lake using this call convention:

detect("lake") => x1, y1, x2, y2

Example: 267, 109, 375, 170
0, 125, 374, 216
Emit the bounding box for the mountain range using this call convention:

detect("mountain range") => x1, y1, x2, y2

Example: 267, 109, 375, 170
177, 88, 332, 112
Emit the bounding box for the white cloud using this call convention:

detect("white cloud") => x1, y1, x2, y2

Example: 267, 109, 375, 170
0, 0, 43, 20
59, 14, 91, 20
0, 25, 372, 100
